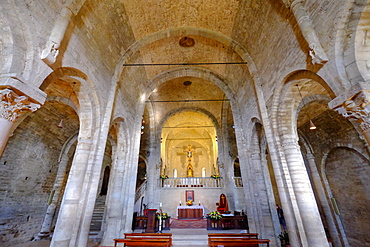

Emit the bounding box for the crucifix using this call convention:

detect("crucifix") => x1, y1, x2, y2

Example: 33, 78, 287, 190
183, 145, 196, 177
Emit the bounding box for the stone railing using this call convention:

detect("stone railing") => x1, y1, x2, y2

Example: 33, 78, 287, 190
159, 177, 223, 188
233, 177, 243, 187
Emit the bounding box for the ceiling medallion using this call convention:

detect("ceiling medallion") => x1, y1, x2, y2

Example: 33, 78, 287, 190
179, 37, 195, 47
183, 81, 192, 86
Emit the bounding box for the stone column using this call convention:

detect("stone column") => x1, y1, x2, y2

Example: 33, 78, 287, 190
0, 88, 41, 156
283, 0, 328, 65
37, 136, 77, 239
50, 138, 93, 247
101, 140, 127, 246
330, 90, 370, 146
305, 153, 343, 247
282, 141, 329, 247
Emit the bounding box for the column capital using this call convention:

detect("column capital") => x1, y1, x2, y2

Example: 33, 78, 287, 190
0, 73, 47, 104
331, 89, 370, 131
0, 88, 41, 122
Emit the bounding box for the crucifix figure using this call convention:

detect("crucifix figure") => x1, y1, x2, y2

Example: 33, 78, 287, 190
184, 145, 196, 177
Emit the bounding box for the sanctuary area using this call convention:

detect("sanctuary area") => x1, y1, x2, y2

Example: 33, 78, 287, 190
0, 0, 370, 247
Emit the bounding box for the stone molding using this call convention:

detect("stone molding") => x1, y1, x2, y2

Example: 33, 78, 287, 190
0, 88, 41, 122
333, 90, 370, 131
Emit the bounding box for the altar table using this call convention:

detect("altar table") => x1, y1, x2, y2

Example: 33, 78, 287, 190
177, 205, 204, 219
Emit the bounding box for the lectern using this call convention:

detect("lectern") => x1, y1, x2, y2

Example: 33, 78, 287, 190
145, 209, 157, 233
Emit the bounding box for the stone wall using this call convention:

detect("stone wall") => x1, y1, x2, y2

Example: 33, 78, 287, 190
0, 101, 79, 245
326, 148, 370, 247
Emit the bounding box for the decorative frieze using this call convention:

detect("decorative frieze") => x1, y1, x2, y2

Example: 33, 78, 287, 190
0, 88, 41, 122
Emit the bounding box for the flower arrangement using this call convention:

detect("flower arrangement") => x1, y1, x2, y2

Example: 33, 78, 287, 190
206, 211, 222, 220
156, 212, 168, 220
160, 174, 169, 180
186, 200, 193, 206
210, 174, 221, 179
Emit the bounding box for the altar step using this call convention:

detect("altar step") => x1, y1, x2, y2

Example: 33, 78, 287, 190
171, 229, 208, 246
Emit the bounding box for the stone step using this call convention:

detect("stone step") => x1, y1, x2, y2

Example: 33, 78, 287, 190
172, 232, 208, 246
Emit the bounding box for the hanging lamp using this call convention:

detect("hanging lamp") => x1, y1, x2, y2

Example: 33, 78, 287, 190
296, 84, 316, 130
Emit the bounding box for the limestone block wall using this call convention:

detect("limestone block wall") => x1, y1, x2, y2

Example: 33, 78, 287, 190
0, 102, 79, 245
326, 148, 370, 246
299, 109, 370, 246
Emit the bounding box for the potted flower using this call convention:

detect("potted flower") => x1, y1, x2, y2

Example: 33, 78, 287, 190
160, 175, 169, 180
186, 200, 193, 206
206, 211, 222, 220
278, 231, 290, 247
210, 174, 221, 179
156, 212, 168, 220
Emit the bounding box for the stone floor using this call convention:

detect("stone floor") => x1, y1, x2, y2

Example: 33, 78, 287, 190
13, 239, 99, 247
13, 229, 245, 247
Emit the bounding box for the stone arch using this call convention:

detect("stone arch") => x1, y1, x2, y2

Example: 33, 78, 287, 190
145, 66, 236, 104
0, 1, 34, 80
334, 0, 369, 87
159, 106, 220, 131
274, 70, 336, 246
113, 28, 261, 115
114, 27, 254, 80
323, 147, 370, 246
40, 67, 101, 135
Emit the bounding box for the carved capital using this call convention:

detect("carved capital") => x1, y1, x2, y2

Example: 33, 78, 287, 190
0, 88, 41, 122
335, 90, 370, 131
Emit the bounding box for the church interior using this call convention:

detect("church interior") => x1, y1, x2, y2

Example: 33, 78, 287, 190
0, 0, 370, 246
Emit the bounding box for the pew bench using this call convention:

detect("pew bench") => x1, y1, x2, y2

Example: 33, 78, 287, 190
114, 233, 172, 247
114, 238, 171, 247
124, 233, 172, 246
208, 233, 259, 246
208, 237, 270, 247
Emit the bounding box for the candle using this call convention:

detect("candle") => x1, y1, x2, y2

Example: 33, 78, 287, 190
159, 203, 162, 207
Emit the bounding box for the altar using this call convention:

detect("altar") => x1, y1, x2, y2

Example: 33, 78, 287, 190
177, 205, 204, 219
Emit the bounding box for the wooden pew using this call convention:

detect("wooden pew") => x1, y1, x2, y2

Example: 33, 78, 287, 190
208, 233, 259, 238
208, 238, 270, 247
113, 238, 170, 247
117, 233, 172, 247
208, 233, 259, 246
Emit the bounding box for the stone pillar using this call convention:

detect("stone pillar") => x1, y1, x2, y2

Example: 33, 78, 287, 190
305, 153, 343, 247
37, 139, 76, 239
101, 141, 127, 246
50, 138, 93, 247
0, 88, 41, 156
283, 0, 328, 64
330, 90, 370, 146
282, 141, 329, 247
